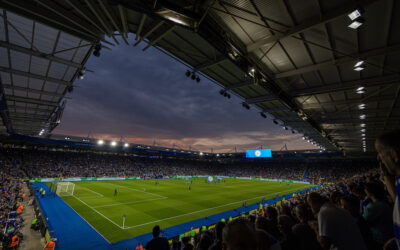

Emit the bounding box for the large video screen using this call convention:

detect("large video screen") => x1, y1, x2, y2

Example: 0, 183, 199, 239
245, 149, 272, 158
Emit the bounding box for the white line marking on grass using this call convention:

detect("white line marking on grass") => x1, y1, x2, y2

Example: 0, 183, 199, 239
123, 187, 302, 229
73, 195, 123, 229
92, 197, 168, 208
105, 183, 167, 199
61, 197, 111, 244
76, 187, 104, 198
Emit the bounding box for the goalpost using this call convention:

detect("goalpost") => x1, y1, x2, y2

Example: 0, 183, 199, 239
56, 182, 75, 197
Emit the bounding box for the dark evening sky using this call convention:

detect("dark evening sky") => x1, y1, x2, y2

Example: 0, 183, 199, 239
54, 36, 317, 152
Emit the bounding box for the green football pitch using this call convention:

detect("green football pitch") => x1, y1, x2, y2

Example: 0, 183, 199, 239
60, 178, 311, 243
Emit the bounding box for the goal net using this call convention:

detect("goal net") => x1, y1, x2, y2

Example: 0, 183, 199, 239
56, 182, 75, 197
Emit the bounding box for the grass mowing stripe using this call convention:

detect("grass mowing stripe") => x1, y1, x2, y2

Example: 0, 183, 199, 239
60, 179, 312, 242
123, 186, 301, 229
72, 195, 123, 229
92, 197, 168, 208
103, 182, 168, 199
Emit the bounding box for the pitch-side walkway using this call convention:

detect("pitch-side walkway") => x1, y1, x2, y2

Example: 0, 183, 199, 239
20, 182, 45, 250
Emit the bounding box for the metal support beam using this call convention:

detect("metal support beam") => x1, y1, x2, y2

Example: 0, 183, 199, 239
136, 14, 147, 40
7, 105, 52, 113
291, 74, 400, 97
262, 107, 289, 113
3, 85, 64, 98
276, 115, 300, 120
275, 44, 400, 79
247, 0, 378, 52
134, 21, 164, 46
224, 80, 254, 90
97, 0, 129, 45
301, 95, 394, 109
1, 0, 101, 42
246, 95, 276, 104
143, 26, 176, 51
0, 41, 82, 68
0, 66, 71, 86
7, 96, 59, 106
9, 114, 49, 120
193, 57, 228, 72
118, 4, 128, 35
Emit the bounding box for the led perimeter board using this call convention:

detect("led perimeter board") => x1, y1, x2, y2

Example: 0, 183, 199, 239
245, 149, 272, 158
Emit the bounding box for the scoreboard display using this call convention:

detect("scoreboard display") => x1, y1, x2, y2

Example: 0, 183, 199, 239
245, 149, 272, 158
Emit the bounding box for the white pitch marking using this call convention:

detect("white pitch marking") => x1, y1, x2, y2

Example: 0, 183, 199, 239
72, 195, 123, 229
78, 187, 104, 198
122, 186, 302, 229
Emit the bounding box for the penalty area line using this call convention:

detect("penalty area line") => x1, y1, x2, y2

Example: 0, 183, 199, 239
73, 195, 123, 229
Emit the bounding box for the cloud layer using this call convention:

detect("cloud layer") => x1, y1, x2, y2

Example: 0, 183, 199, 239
54, 38, 317, 152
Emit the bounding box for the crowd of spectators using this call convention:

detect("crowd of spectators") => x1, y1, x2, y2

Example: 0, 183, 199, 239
0, 148, 376, 183
0, 161, 27, 249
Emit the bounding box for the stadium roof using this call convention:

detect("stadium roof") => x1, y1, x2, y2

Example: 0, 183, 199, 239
0, 0, 399, 153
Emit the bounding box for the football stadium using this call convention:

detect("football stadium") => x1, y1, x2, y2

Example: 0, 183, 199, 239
0, 0, 399, 250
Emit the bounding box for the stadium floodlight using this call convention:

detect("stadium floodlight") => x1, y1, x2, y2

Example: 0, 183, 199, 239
111, 141, 117, 146
241, 102, 250, 110
273, 119, 279, 125
260, 112, 267, 119
348, 9, 362, 20
358, 104, 366, 110
359, 114, 366, 119
191, 72, 196, 80
361, 129, 366, 133
356, 86, 365, 91
216, 154, 220, 157
361, 133, 366, 137
354, 60, 364, 68
38, 129, 45, 136
196, 76, 200, 83
185, 70, 191, 77
360, 123, 366, 127
124, 143, 129, 148
348, 18, 365, 29
199, 152, 203, 156
356, 86, 366, 94
78, 68, 86, 80
93, 43, 102, 57
97, 140, 104, 145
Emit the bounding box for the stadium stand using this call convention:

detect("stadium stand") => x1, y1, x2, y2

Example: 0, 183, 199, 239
0, 142, 388, 250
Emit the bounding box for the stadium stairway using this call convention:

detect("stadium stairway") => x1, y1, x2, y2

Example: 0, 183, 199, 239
302, 167, 310, 180
32, 182, 322, 249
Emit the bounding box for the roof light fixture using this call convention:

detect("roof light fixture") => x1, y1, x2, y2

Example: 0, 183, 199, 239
97, 140, 104, 145
348, 9, 362, 20
124, 143, 129, 147
111, 141, 117, 146
348, 17, 365, 29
